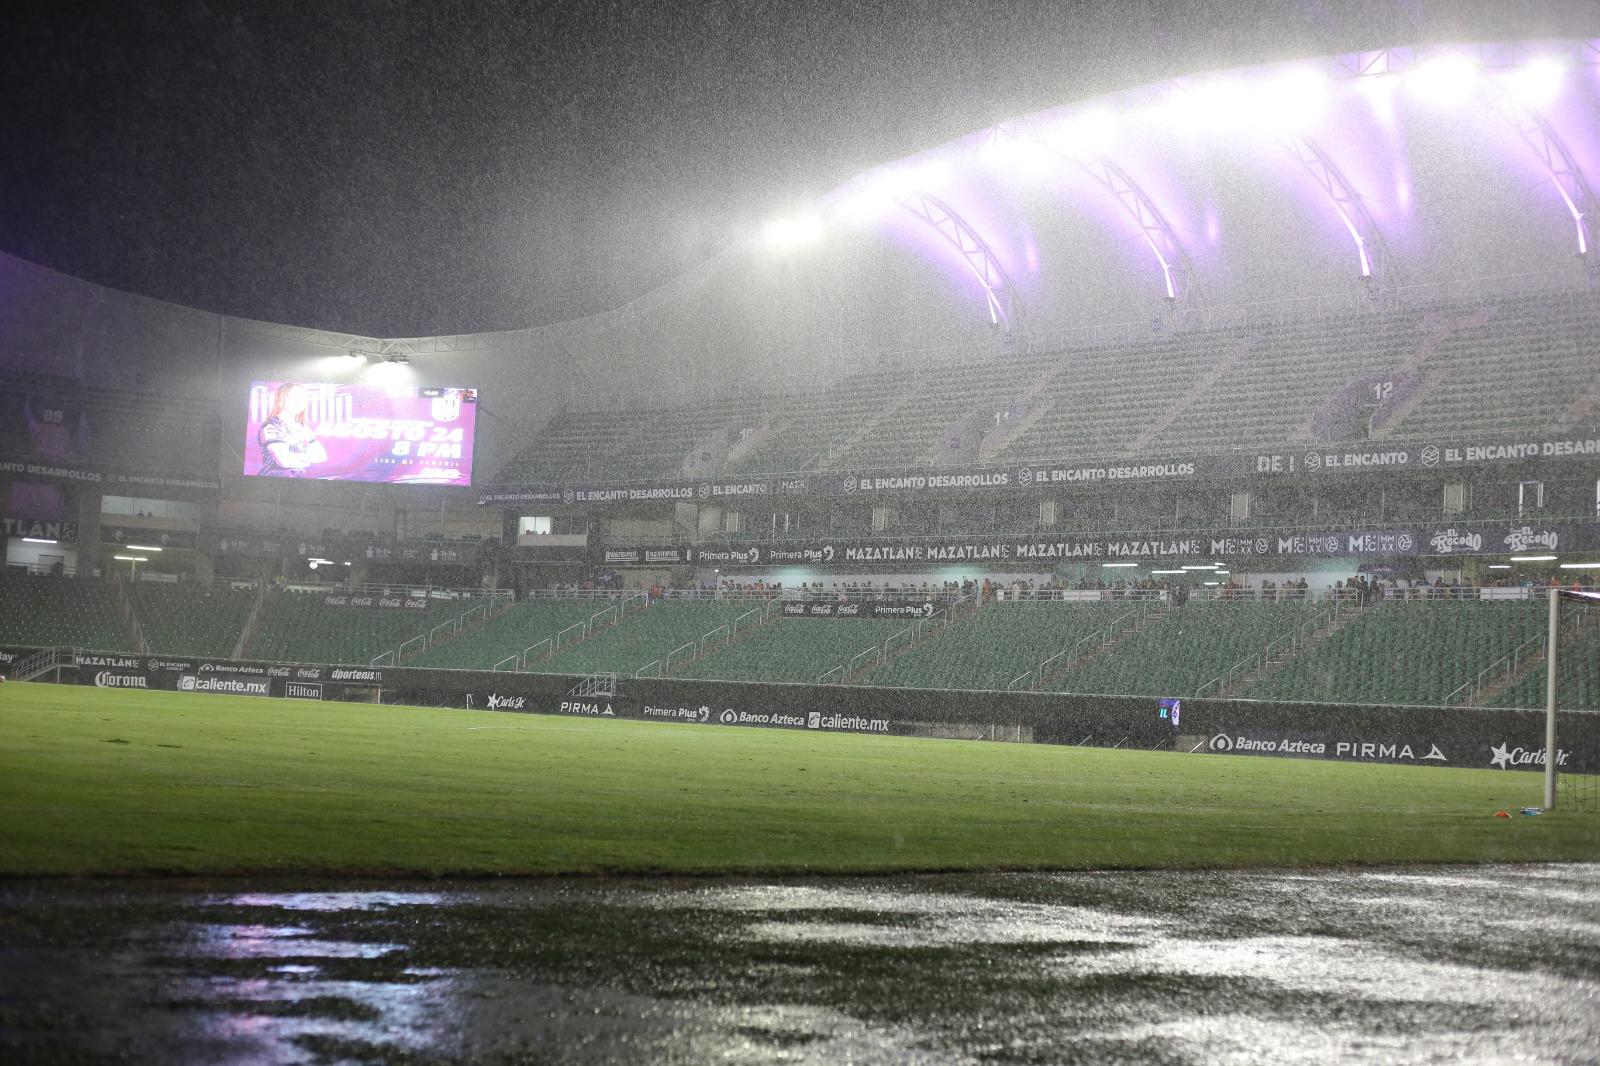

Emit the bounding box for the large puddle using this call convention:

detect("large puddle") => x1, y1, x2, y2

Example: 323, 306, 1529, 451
2, 864, 1596, 1063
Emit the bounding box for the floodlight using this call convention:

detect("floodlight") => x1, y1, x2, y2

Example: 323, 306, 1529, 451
21, 537, 56, 544
1100, 562, 1138, 568
125, 544, 163, 552
1558, 562, 1600, 570
1255, 67, 1329, 129
1487, 564, 1512, 569
761, 212, 824, 252
1500, 56, 1567, 108
1052, 108, 1116, 157
1409, 53, 1479, 105
1510, 555, 1557, 563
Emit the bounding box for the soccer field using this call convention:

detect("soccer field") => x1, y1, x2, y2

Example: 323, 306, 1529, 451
1, 683, 1595, 876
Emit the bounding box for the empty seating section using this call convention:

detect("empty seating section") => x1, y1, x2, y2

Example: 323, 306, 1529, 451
1242, 601, 1547, 706
1045, 601, 1321, 697
839, 356, 1051, 468
866, 602, 1137, 691
407, 599, 601, 670
1144, 313, 1426, 455
0, 573, 132, 651
529, 601, 749, 676
1388, 292, 1599, 439
732, 369, 915, 473
1007, 334, 1239, 460
678, 617, 908, 683
1485, 616, 1600, 711
248, 591, 462, 666
128, 582, 255, 658
492, 290, 1600, 488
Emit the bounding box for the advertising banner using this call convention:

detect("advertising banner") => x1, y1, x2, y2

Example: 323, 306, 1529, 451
0, 516, 78, 543
321, 593, 431, 611
598, 521, 1600, 566
244, 381, 478, 486
17, 646, 1599, 771
478, 433, 1600, 506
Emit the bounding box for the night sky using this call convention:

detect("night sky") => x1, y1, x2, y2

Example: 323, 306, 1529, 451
3, 1, 1594, 337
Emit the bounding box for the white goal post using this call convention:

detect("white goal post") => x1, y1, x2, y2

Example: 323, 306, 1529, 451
1547, 587, 1600, 811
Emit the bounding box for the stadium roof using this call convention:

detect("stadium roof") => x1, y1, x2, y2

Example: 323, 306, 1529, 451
3, 2, 1598, 338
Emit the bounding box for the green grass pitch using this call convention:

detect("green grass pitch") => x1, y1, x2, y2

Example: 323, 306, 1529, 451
1, 683, 1595, 876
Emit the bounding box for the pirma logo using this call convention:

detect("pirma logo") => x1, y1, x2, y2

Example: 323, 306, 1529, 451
94, 671, 147, 689
1208, 733, 1234, 752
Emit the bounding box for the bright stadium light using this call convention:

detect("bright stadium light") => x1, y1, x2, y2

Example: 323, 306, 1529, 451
1500, 55, 1568, 108
1409, 53, 1479, 105
1051, 108, 1116, 158
1181, 564, 1217, 570
112, 555, 148, 562
1100, 562, 1138, 568
125, 544, 163, 552
21, 537, 56, 544
761, 211, 824, 252
1487, 564, 1512, 569
1149, 569, 1187, 575
1255, 66, 1329, 129
1511, 555, 1558, 563
1558, 562, 1600, 570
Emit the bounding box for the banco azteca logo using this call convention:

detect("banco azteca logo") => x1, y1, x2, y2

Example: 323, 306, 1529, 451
1209, 733, 1234, 752
718, 708, 736, 724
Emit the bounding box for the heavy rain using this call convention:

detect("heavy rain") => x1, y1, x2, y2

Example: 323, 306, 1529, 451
3, 2, 1600, 1063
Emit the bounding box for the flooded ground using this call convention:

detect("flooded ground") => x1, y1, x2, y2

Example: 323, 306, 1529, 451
1, 864, 1596, 1064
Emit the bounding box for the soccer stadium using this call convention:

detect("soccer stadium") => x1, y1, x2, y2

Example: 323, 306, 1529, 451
2, 11, 1599, 1063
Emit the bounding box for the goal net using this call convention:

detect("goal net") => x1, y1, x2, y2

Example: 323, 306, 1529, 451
1546, 588, 1599, 812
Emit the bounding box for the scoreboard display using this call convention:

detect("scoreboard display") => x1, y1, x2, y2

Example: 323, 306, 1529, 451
243, 381, 478, 486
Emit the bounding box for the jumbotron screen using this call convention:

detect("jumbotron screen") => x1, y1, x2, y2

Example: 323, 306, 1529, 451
243, 381, 478, 485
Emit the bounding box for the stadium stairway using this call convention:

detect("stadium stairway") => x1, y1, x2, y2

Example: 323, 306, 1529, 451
528, 600, 753, 678
1238, 599, 1550, 707
1215, 596, 1369, 698
126, 582, 257, 659
1044, 600, 1324, 698
856, 599, 1137, 692
677, 613, 907, 684
246, 590, 466, 667
407, 598, 631, 671
1478, 608, 1600, 711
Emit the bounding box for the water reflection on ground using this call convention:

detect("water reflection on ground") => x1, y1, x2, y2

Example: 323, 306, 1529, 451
1, 864, 1596, 1064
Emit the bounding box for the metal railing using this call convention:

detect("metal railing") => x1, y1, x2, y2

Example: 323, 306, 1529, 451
1445, 630, 1548, 707
1195, 598, 1353, 698
664, 642, 696, 674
